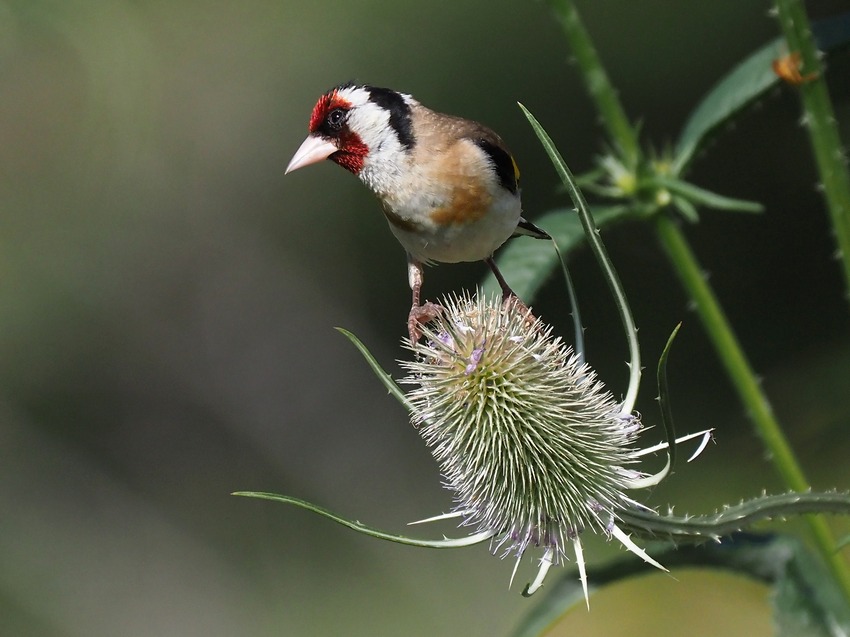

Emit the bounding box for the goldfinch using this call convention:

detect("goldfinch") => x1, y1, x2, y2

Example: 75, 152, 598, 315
285, 83, 549, 340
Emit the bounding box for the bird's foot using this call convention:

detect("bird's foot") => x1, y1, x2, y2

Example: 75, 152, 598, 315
502, 293, 537, 325
407, 301, 444, 343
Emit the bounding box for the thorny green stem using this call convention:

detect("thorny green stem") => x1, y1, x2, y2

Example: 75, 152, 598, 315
654, 212, 850, 604
619, 491, 850, 541
773, 0, 850, 304
547, 0, 640, 166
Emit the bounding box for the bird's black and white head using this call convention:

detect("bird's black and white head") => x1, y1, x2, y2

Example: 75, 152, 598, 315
286, 84, 418, 188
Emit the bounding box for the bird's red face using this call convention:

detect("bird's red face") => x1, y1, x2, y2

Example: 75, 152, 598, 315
286, 86, 369, 175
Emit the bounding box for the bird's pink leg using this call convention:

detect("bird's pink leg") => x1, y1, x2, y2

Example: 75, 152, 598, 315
407, 259, 443, 342
485, 256, 517, 299
485, 257, 535, 320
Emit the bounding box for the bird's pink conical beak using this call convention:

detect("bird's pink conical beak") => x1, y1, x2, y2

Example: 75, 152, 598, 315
285, 135, 339, 174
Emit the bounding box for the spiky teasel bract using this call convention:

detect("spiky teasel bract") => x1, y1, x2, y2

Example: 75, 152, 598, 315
402, 292, 662, 594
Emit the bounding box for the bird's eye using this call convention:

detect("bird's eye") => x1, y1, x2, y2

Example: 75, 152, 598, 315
326, 108, 346, 131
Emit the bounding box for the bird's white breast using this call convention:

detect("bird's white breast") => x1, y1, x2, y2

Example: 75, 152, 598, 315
386, 189, 521, 263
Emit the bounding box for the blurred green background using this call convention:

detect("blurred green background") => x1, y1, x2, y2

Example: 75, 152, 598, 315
1, 1, 850, 635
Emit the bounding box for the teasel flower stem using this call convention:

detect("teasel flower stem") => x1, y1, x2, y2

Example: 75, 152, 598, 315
547, 0, 640, 165
773, 0, 850, 302
654, 211, 850, 604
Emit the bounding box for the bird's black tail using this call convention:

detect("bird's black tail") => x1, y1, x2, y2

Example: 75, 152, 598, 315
513, 217, 551, 240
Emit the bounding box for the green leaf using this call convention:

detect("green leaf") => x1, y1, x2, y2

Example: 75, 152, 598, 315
510, 534, 850, 637
232, 492, 493, 548
657, 176, 764, 213
674, 13, 850, 174
518, 102, 642, 413
672, 194, 700, 223
673, 39, 784, 173
481, 206, 631, 300
617, 491, 850, 542
769, 536, 850, 637
335, 327, 412, 411
656, 323, 681, 470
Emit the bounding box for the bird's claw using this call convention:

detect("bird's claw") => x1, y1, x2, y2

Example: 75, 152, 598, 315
502, 293, 533, 319
501, 293, 541, 333
407, 301, 445, 342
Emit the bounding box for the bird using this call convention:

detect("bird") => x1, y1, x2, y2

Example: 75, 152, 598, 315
285, 83, 550, 341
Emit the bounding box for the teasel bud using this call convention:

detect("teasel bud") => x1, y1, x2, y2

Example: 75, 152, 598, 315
402, 292, 664, 596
